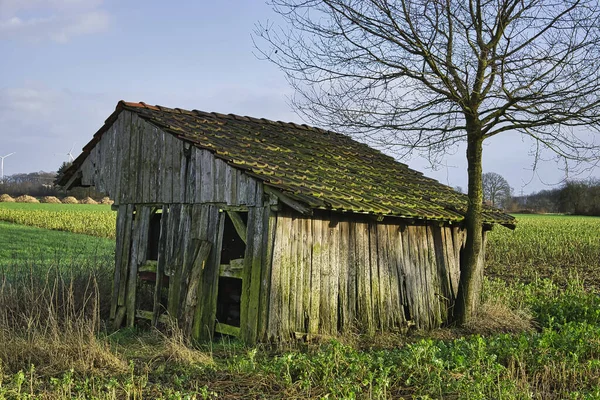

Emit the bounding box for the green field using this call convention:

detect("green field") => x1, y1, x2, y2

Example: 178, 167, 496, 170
0, 210, 599, 398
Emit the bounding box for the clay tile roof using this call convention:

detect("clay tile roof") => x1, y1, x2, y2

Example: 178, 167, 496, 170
62, 101, 516, 227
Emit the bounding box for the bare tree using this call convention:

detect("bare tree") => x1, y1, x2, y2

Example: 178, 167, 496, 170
255, 0, 600, 324
482, 172, 512, 208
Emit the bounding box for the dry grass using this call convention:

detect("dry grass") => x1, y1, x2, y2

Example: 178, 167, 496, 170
14, 195, 39, 203
61, 196, 79, 204
40, 196, 62, 204
462, 300, 534, 335
100, 196, 114, 205
0, 194, 15, 202
159, 323, 214, 366
0, 266, 126, 376
80, 197, 98, 205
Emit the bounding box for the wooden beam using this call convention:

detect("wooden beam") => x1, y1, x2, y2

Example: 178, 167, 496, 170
214, 322, 240, 337
136, 309, 170, 325
226, 211, 247, 244
264, 185, 312, 215
63, 170, 82, 190
219, 258, 244, 279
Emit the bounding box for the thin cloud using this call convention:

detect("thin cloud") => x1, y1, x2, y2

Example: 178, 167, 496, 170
0, 0, 109, 42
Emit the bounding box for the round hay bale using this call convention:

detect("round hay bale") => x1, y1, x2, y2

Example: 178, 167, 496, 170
0, 194, 15, 202
15, 195, 39, 203
100, 196, 114, 205
62, 196, 79, 204
80, 197, 98, 205
40, 196, 62, 204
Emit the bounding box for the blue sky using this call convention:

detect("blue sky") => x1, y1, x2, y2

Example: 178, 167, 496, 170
1, 1, 597, 194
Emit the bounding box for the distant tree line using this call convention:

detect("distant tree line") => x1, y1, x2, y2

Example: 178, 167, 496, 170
512, 179, 600, 216
1, 164, 105, 200
1, 171, 60, 197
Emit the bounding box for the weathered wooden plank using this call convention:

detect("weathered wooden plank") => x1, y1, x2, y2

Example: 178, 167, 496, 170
129, 116, 142, 204
237, 174, 249, 205
309, 216, 322, 334
386, 223, 404, 327
257, 209, 276, 341
293, 215, 304, 332
162, 131, 173, 204
214, 159, 226, 203
279, 214, 293, 338
199, 149, 214, 203
401, 226, 417, 326
182, 240, 212, 337
167, 205, 191, 317
355, 221, 373, 333
240, 208, 255, 340
284, 214, 297, 333
267, 211, 284, 339
118, 112, 132, 204
376, 223, 391, 331
246, 206, 266, 342
300, 216, 312, 333
111, 205, 127, 319
246, 176, 257, 206
153, 206, 169, 326
168, 135, 185, 203
327, 214, 340, 335
193, 206, 224, 341
367, 221, 381, 331
179, 143, 190, 202
117, 204, 134, 308
337, 219, 350, 332
126, 206, 151, 327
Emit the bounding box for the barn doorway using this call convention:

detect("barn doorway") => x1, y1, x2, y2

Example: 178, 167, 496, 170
215, 210, 247, 335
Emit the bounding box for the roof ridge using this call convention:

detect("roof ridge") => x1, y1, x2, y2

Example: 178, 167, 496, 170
118, 100, 331, 135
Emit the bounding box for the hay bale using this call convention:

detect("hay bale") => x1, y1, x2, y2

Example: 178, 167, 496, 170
100, 197, 114, 205
80, 197, 98, 205
40, 196, 62, 204
62, 196, 79, 204
15, 195, 39, 203
0, 194, 15, 202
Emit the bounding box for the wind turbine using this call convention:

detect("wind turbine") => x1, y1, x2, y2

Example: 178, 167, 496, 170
0, 152, 15, 183
66, 143, 75, 162
55, 144, 75, 163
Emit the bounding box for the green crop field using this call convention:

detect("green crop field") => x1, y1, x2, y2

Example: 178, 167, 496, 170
487, 214, 600, 287
0, 211, 599, 398
0, 202, 116, 239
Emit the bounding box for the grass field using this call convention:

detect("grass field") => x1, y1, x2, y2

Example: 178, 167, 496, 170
0, 221, 115, 266
0, 211, 599, 398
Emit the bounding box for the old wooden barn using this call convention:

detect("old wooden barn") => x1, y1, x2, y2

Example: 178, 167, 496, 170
59, 101, 515, 342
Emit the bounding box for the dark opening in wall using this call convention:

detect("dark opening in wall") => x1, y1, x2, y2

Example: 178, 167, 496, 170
216, 277, 242, 326
216, 210, 247, 328
147, 209, 162, 261
220, 211, 247, 264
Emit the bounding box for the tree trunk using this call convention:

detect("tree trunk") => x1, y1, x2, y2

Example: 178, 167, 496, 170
454, 131, 485, 325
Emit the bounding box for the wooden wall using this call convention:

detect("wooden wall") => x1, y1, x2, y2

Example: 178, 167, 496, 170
79, 111, 263, 206
267, 209, 473, 339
